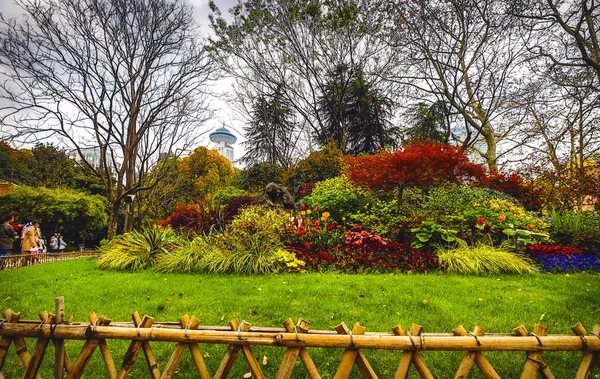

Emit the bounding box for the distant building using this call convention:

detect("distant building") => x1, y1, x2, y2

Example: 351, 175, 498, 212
209, 126, 237, 162
69, 147, 120, 170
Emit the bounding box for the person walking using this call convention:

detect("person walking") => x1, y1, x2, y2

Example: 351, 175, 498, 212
49, 233, 59, 254
0, 214, 18, 269
21, 221, 41, 265
9, 211, 22, 254
58, 234, 67, 253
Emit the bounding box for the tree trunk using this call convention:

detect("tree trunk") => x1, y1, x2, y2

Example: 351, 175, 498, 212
107, 204, 119, 240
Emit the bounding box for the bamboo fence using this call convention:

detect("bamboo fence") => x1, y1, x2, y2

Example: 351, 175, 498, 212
0, 252, 98, 271
0, 298, 598, 379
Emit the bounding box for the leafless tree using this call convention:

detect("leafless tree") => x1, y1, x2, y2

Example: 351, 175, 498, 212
208, 0, 400, 154
0, 0, 215, 237
510, 0, 600, 88
389, 0, 530, 174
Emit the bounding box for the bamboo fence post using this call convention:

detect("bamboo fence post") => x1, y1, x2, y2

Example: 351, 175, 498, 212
214, 319, 265, 379
276, 318, 320, 379
0, 310, 20, 370
573, 323, 600, 379
176, 315, 210, 379
132, 312, 161, 379
334, 322, 378, 379
514, 324, 555, 379
393, 324, 433, 379
96, 318, 117, 379
67, 314, 112, 379
55, 296, 65, 379
160, 315, 209, 379
452, 325, 500, 379
24, 311, 55, 379
116, 314, 154, 379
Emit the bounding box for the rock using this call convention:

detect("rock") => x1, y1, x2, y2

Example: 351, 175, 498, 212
260, 183, 295, 210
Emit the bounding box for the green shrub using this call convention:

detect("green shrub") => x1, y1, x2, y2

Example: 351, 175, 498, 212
238, 162, 283, 194
212, 186, 247, 206
420, 184, 516, 226
0, 185, 108, 242
301, 176, 372, 222
438, 245, 533, 274
98, 226, 182, 271
282, 140, 345, 196
550, 211, 600, 254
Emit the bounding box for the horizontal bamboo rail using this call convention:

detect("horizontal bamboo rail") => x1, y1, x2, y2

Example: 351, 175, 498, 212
0, 304, 599, 379
0, 251, 98, 270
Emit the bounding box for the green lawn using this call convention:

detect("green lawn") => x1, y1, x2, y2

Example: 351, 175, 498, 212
0, 257, 599, 378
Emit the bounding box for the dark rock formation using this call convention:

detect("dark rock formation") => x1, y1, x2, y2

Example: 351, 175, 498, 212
260, 183, 296, 210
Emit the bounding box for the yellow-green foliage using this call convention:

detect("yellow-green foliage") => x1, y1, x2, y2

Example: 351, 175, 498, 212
157, 205, 299, 274
488, 199, 528, 221
487, 199, 547, 230
438, 245, 533, 274
99, 226, 182, 271
156, 235, 221, 273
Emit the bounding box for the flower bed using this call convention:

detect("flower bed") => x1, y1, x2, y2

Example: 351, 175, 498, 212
525, 244, 600, 272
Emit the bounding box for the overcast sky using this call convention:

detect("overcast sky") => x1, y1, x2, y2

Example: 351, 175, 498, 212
0, 0, 247, 163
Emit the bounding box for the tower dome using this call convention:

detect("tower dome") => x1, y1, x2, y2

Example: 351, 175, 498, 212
209, 126, 237, 162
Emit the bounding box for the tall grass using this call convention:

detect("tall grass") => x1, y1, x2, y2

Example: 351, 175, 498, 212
98, 225, 182, 271
438, 244, 533, 274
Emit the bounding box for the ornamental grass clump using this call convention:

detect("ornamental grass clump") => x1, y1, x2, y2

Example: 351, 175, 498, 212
216, 205, 285, 274
438, 244, 533, 274
156, 235, 221, 273
98, 225, 182, 271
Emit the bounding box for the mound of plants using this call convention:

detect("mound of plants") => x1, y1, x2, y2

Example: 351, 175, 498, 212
438, 244, 533, 274
159, 205, 301, 274
289, 228, 440, 273
98, 225, 182, 271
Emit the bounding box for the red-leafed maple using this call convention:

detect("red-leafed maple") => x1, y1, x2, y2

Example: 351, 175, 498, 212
344, 141, 486, 198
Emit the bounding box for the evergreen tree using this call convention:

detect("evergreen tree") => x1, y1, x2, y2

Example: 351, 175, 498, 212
317, 65, 397, 155
404, 101, 451, 143
242, 87, 297, 168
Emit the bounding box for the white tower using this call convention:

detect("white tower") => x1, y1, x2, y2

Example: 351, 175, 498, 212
209, 126, 237, 162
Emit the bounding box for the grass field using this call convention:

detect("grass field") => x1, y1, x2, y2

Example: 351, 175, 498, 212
0, 257, 599, 378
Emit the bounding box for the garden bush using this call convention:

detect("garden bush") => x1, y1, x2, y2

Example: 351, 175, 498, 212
223, 195, 260, 222
344, 141, 487, 199
300, 176, 373, 222
282, 140, 345, 196
550, 211, 600, 255
211, 186, 247, 206
98, 225, 182, 271
201, 205, 288, 274
238, 162, 283, 193
157, 202, 225, 235
438, 245, 533, 274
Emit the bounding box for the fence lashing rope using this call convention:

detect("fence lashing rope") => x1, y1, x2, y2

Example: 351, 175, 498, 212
469, 331, 481, 346
528, 331, 543, 347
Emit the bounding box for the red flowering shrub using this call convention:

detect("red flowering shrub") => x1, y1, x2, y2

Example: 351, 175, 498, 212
344, 141, 486, 197
525, 244, 583, 257
157, 202, 225, 234
223, 195, 260, 222
487, 173, 543, 211
297, 182, 316, 200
